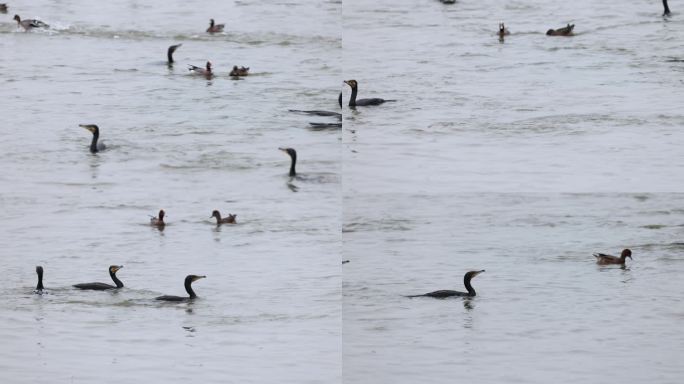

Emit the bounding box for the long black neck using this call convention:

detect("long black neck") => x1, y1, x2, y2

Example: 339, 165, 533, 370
663, 0, 671, 15
185, 279, 197, 298
214, 213, 222, 223
210, 20, 215, 28
348, 87, 357, 107
289, 153, 297, 177
90, 131, 99, 153
36, 271, 44, 290
338, 92, 342, 108
110, 271, 123, 288
464, 274, 476, 296
167, 47, 174, 63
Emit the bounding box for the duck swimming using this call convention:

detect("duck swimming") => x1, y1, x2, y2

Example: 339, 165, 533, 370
498, 23, 510, 40
79, 124, 106, 154
594, 249, 632, 265
229, 66, 250, 77
407, 270, 485, 298
167, 44, 182, 64
188, 61, 212, 77
156, 275, 206, 302
546, 24, 574, 36
343, 80, 396, 107
74, 265, 124, 290
13, 14, 49, 30
150, 209, 166, 227
206, 19, 225, 33
211, 210, 236, 225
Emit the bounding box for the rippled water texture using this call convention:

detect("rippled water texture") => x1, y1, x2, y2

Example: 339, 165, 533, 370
342, 0, 684, 383
1, 1, 341, 383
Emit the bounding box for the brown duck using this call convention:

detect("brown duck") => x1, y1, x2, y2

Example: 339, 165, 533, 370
594, 249, 632, 265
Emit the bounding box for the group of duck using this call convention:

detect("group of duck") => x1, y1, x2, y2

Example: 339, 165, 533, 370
33, 265, 207, 302
498, 0, 672, 42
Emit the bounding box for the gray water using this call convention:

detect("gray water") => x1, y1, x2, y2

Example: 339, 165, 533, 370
1, 0, 683, 383
1, 1, 340, 383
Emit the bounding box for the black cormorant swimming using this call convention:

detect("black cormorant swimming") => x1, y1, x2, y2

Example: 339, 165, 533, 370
156, 275, 206, 301
594, 249, 632, 265
407, 270, 485, 298
343, 80, 396, 107
663, 0, 671, 16
80, 124, 107, 153
73, 265, 124, 290
279, 147, 297, 177
35, 266, 45, 293
211, 210, 236, 225
167, 44, 182, 64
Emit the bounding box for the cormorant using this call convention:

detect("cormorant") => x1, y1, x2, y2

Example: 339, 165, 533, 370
594, 249, 632, 265
13, 14, 49, 30
79, 124, 106, 154
167, 44, 182, 64
206, 19, 225, 33
211, 210, 236, 225
279, 147, 297, 177
308, 122, 341, 129
188, 61, 212, 77
35, 266, 45, 293
407, 270, 485, 298
229, 66, 250, 77
156, 275, 206, 301
150, 209, 166, 227
546, 24, 575, 36
343, 80, 396, 107
663, 0, 671, 16
73, 265, 124, 290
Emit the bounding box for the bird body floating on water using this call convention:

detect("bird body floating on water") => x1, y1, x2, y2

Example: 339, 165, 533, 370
0, 4, 8, 14
156, 275, 206, 302
206, 19, 225, 33
229, 66, 250, 77
344, 80, 396, 107
498, 23, 510, 41
150, 209, 166, 227
407, 270, 485, 298
14, 14, 49, 30
594, 249, 632, 265
211, 210, 236, 225
74, 265, 124, 290
188, 61, 212, 77
80, 124, 106, 153
547, 24, 574, 36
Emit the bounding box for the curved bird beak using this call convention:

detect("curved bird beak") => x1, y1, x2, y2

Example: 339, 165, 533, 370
79, 124, 96, 133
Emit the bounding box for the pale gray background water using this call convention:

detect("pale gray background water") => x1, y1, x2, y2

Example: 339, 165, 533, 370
342, 0, 683, 383
2, 0, 683, 383
1, 1, 341, 383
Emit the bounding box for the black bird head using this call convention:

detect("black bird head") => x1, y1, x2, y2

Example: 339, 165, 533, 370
79, 124, 100, 135
109, 265, 123, 274
36, 266, 43, 276
211, 210, 221, 219
158, 209, 165, 220
278, 147, 297, 159
465, 270, 485, 280
186, 275, 206, 283
621, 249, 632, 259
343, 79, 358, 89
